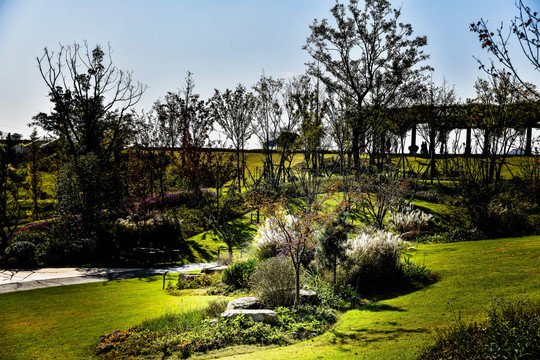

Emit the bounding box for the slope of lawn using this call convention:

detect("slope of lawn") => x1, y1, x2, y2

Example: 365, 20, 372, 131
208, 236, 540, 360
0, 273, 227, 360
1, 236, 539, 360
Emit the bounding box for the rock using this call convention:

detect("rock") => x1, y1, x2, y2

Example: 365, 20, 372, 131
221, 309, 277, 324
299, 289, 319, 305
226, 297, 261, 311
201, 266, 228, 274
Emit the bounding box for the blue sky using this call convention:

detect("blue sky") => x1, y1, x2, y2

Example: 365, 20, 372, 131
0, 0, 539, 137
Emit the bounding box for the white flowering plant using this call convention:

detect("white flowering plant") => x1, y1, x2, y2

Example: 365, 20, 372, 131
387, 206, 433, 233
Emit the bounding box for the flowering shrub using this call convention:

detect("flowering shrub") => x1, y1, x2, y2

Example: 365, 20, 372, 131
253, 217, 292, 259
253, 215, 316, 265
136, 189, 216, 213
172, 272, 221, 291
344, 229, 404, 292
12, 218, 56, 237
387, 206, 433, 233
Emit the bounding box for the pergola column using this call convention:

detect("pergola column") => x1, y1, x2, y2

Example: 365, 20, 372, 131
465, 127, 472, 155
525, 126, 532, 156
409, 123, 418, 154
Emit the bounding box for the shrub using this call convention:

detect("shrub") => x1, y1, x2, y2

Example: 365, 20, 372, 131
100, 313, 287, 358
96, 327, 137, 353
250, 256, 296, 308
11, 230, 49, 246
303, 272, 361, 310
344, 230, 403, 292
484, 197, 534, 238
275, 305, 337, 339
113, 211, 183, 251
204, 298, 229, 318
172, 272, 221, 291
447, 228, 485, 242
419, 296, 540, 360
222, 259, 259, 289
400, 255, 434, 286
136, 189, 216, 213
388, 205, 433, 233
4, 241, 37, 268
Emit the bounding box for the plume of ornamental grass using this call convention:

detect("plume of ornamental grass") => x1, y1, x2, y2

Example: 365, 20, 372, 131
388, 206, 433, 233
344, 229, 404, 291
254, 215, 297, 259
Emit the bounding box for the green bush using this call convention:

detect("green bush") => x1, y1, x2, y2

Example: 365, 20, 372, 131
419, 297, 540, 360
222, 259, 259, 289
400, 256, 435, 286
100, 313, 287, 359
250, 257, 296, 308
171, 272, 221, 291
204, 298, 229, 318
11, 231, 48, 245
4, 241, 37, 268
303, 272, 361, 310
275, 305, 337, 340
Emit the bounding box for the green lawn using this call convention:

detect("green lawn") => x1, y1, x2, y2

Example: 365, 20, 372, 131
0, 274, 227, 360
1, 236, 539, 360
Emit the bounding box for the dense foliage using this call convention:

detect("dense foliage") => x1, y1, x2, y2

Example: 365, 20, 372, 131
419, 297, 540, 360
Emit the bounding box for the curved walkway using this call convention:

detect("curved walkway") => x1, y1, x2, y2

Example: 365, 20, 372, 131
0, 262, 217, 294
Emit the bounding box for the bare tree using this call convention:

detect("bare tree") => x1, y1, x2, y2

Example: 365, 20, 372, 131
417, 78, 458, 183
32, 42, 146, 238
153, 72, 213, 194
252, 74, 300, 193
471, 0, 540, 98
304, 0, 429, 169
33, 42, 146, 158
467, 75, 534, 184
210, 84, 256, 188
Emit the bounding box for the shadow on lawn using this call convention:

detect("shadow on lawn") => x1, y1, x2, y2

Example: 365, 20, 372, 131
184, 219, 255, 262
361, 303, 406, 312
184, 240, 214, 262
330, 326, 428, 344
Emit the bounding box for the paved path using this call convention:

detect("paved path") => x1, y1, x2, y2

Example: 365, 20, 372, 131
0, 262, 218, 294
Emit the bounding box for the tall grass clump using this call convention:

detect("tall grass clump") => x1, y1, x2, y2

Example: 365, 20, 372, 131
419, 296, 540, 360
138, 308, 206, 332
388, 205, 433, 234
344, 230, 403, 292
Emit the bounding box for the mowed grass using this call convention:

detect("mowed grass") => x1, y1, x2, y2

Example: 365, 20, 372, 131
1, 237, 538, 359
0, 274, 226, 360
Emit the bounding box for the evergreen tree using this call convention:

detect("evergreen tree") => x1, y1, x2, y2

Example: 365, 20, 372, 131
315, 210, 353, 286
